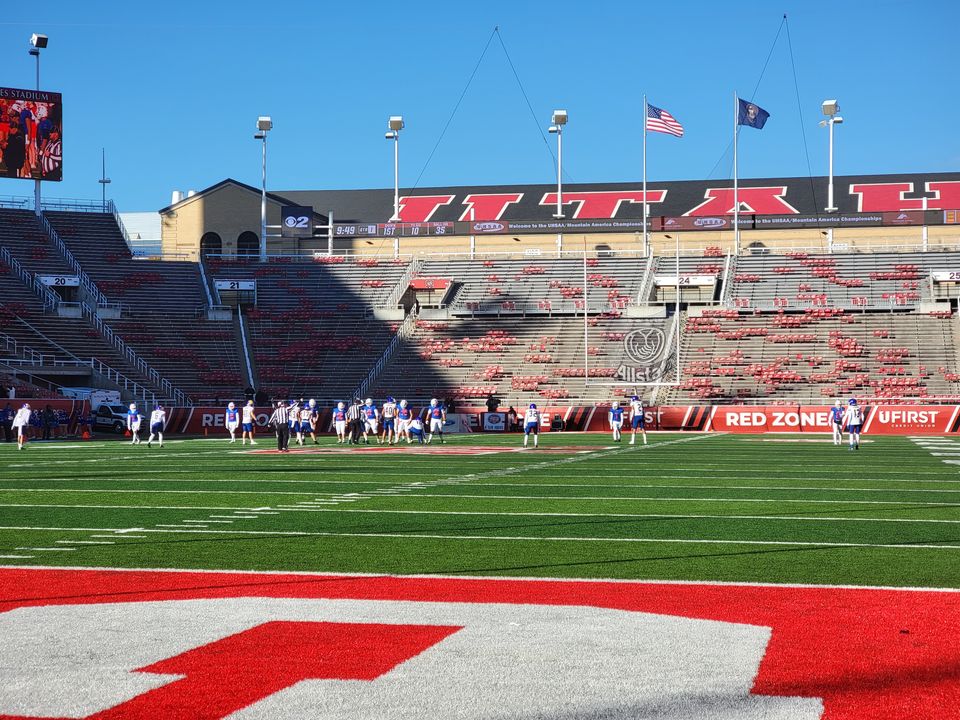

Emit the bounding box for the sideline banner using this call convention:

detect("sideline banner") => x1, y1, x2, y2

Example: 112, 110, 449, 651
98, 404, 960, 436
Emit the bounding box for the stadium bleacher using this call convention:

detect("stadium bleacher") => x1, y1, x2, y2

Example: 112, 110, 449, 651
2, 200, 958, 407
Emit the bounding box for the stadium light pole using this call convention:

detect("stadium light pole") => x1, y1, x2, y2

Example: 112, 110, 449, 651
98, 148, 111, 212
820, 100, 843, 213
254, 116, 272, 262
385, 116, 404, 223
548, 110, 567, 256
28, 33, 48, 217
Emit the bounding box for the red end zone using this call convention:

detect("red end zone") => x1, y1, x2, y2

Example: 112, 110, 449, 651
1, 568, 958, 719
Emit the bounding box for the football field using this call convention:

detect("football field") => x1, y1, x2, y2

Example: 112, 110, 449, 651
2, 431, 959, 587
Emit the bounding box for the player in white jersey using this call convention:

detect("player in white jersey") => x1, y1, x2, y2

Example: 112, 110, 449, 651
241, 400, 257, 445
842, 398, 864, 451
225, 402, 240, 443
380, 396, 398, 445
629, 395, 647, 445
146, 405, 167, 448
12, 403, 31, 450
126, 403, 142, 444
297, 402, 313, 446
522, 403, 540, 448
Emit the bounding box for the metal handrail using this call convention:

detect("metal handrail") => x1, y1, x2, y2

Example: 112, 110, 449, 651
380, 257, 421, 308
197, 254, 215, 307
79, 304, 191, 407
36, 212, 112, 309
353, 312, 417, 400
0, 245, 60, 310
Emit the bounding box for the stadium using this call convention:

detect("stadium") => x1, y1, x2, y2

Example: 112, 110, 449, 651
2, 8, 960, 720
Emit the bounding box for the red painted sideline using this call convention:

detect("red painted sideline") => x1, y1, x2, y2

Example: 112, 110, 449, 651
1, 568, 959, 719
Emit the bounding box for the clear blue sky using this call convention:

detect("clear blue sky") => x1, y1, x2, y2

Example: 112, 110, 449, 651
1, 0, 956, 211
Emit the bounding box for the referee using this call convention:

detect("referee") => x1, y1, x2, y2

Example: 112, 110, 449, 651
346, 397, 363, 445
269, 400, 290, 452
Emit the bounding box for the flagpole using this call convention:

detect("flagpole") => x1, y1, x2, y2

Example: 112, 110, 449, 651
733, 91, 740, 256
643, 94, 649, 257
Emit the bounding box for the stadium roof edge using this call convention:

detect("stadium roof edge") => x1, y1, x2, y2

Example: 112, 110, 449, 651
157, 178, 328, 220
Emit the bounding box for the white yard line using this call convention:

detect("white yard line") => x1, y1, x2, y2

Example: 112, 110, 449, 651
268, 507, 960, 524
353, 492, 960, 507
4, 525, 960, 551
55, 540, 115, 545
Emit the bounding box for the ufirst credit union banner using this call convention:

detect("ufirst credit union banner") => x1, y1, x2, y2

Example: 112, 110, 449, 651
0, 86, 62, 181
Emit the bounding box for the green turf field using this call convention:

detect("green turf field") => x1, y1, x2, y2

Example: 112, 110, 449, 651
2, 432, 959, 587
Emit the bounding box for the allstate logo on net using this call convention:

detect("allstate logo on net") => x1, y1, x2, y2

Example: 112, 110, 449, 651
616, 327, 669, 383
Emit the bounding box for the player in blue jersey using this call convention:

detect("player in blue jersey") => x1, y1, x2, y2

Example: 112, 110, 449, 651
522, 403, 540, 448
608, 401, 625, 442
397, 399, 413, 443
362, 398, 379, 444
629, 395, 647, 446
426, 398, 446, 444
842, 398, 864, 451
830, 400, 844, 446
408, 416, 426, 444
225, 401, 240, 443
332, 402, 348, 443
126, 403, 142, 445
380, 396, 398, 445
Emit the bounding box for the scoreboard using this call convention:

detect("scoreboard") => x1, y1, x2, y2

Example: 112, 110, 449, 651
333, 222, 455, 238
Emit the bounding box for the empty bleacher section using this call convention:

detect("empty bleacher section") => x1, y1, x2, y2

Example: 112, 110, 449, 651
0, 209, 77, 279
203, 256, 410, 399
372, 314, 673, 405
44, 211, 207, 312
728, 251, 960, 311
419, 257, 646, 313
105, 317, 246, 403
668, 309, 959, 403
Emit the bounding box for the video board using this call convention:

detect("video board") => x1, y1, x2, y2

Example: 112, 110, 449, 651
0, 86, 62, 181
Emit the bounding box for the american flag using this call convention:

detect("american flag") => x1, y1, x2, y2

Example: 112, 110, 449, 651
646, 103, 684, 138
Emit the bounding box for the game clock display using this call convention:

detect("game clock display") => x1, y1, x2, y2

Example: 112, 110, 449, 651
333, 222, 454, 238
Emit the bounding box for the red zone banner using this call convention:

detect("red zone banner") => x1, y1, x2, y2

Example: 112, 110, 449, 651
146, 404, 960, 436
0, 568, 957, 719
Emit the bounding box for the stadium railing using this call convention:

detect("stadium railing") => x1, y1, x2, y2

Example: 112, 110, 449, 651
0, 246, 61, 311
353, 312, 417, 401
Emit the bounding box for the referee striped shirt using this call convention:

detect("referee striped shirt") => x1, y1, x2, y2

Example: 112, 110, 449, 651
346, 403, 362, 421
269, 404, 290, 427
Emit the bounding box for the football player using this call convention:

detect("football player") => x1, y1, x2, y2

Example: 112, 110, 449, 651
127, 403, 142, 445
842, 398, 864, 451
333, 402, 348, 443
381, 396, 398, 445
426, 398, 446, 444
225, 401, 240, 443
629, 395, 647, 446
146, 405, 167, 448
241, 400, 257, 445
523, 403, 540, 448
830, 400, 844, 446
362, 398, 379, 444
397, 399, 413, 443
608, 401, 624, 442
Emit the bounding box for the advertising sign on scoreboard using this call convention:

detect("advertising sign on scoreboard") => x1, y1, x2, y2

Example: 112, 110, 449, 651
0, 86, 62, 181
281, 206, 314, 238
